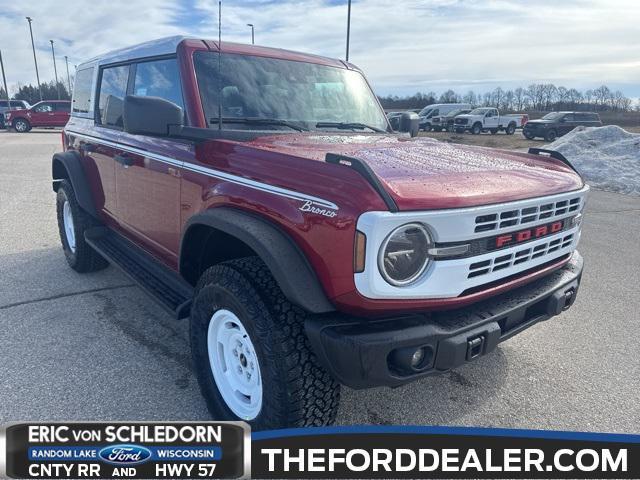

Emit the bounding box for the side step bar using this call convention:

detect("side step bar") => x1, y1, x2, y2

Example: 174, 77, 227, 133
85, 227, 193, 319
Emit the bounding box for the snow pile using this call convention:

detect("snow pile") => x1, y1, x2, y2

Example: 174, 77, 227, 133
544, 125, 640, 195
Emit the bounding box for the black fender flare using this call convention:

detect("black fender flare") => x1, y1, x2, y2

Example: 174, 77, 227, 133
51, 151, 98, 217
180, 208, 335, 314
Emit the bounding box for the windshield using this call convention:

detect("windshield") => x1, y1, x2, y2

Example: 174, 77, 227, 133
194, 52, 388, 132
542, 112, 565, 120
469, 108, 491, 115
418, 107, 433, 117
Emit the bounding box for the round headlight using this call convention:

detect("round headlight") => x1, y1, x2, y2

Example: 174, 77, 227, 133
378, 223, 431, 286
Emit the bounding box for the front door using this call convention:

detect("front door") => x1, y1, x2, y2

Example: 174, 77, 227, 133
485, 109, 500, 128
30, 102, 56, 126
113, 57, 186, 267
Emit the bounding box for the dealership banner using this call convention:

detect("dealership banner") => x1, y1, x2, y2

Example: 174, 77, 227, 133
0, 422, 249, 479
2, 423, 639, 479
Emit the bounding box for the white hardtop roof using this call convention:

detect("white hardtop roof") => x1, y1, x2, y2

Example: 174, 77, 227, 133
77, 35, 192, 70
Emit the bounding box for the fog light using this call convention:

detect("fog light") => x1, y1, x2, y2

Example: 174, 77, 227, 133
411, 348, 425, 368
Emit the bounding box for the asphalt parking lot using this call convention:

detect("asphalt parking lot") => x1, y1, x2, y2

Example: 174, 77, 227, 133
1, 129, 638, 433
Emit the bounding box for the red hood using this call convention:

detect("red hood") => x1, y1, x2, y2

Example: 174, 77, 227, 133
246, 133, 584, 210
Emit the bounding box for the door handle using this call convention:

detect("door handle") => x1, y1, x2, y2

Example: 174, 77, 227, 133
114, 153, 134, 167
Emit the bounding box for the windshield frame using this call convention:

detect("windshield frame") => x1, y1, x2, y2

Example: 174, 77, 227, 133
193, 51, 390, 133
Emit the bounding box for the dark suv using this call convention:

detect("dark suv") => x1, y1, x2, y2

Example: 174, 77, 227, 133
523, 111, 602, 141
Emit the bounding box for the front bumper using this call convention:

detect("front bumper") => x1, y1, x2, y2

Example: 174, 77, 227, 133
306, 252, 583, 389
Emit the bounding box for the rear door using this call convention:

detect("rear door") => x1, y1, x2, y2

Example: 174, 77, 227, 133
53, 102, 71, 126
30, 102, 55, 126
559, 113, 575, 135
114, 57, 185, 266
93, 63, 131, 219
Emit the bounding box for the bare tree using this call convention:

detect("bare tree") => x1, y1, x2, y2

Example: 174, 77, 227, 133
513, 87, 526, 111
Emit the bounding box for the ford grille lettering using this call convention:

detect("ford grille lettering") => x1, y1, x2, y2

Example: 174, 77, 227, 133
494, 220, 564, 249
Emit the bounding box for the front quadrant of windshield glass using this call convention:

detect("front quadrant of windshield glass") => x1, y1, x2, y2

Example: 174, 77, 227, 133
194, 52, 388, 131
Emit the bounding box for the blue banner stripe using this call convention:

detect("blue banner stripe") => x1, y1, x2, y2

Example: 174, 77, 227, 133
252, 425, 640, 443
28, 445, 222, 462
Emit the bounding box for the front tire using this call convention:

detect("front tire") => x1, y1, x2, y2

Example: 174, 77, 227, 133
56, 180, 109, 273
523, 131, 535, 140
471, 123, 482, 135
13, 118, 31, 133
190, 257, 340, 430
544, 129, 557, 142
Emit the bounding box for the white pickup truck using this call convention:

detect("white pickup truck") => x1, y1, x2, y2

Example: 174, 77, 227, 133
453, 108, 528, 135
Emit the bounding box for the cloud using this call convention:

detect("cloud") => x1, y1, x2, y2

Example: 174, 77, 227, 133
1, 0, 639, 98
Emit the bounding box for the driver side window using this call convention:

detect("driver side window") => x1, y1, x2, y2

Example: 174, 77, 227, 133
34, 103, 53, 113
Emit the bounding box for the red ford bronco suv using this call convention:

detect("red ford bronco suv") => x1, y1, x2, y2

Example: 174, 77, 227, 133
52, 37, 586, 429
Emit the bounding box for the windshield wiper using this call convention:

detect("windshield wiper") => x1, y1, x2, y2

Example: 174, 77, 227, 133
209, 117, 308, 132
315, 121, 386, 133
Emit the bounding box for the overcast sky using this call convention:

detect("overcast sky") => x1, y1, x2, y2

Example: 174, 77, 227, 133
1, 0, 639, 99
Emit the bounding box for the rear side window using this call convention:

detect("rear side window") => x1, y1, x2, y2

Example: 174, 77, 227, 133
55, 102, 71, 112
72, 67, 94, 114
98, 65, 130, 128
133, 58, 183, 109
10, 101, 27, 109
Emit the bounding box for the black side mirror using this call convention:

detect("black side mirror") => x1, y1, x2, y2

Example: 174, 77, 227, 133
399, 112, 420, 137
123, 95, 183, 136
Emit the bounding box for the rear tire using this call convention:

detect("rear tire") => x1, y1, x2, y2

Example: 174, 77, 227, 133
423, 125, 432, 132
13, 118, 31, 133
56, 180, 109, 273
544, 129, 557, 142
506, 123, 516, 135
190, 257, 340, 430
523, 131, 535, 140
471, 123, 482, 135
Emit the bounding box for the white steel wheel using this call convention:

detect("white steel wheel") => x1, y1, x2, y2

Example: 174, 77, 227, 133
207, 309, 262, 420
62, 200, 77, 253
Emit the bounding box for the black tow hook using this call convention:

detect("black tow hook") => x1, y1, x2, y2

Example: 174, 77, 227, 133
466, 335, 486, 361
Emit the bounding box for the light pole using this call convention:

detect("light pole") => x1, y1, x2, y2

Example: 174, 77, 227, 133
50, 40, 61, 99
0, 50, 10, 110
246, 24, 254, 45
345, 0, 351, 62
64, 56, 71, 95
25, 17, 43, 102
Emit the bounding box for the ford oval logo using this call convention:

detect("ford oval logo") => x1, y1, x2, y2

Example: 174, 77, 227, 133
98, 444, 152, 465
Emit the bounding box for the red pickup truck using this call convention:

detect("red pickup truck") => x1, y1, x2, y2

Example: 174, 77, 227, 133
52, 37, 586, 429
5, 100, 70, 132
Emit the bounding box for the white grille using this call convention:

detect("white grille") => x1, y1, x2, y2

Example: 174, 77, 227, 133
475, 197, 582, 233
468, 234, 575, 278
355, 186, 588, 299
